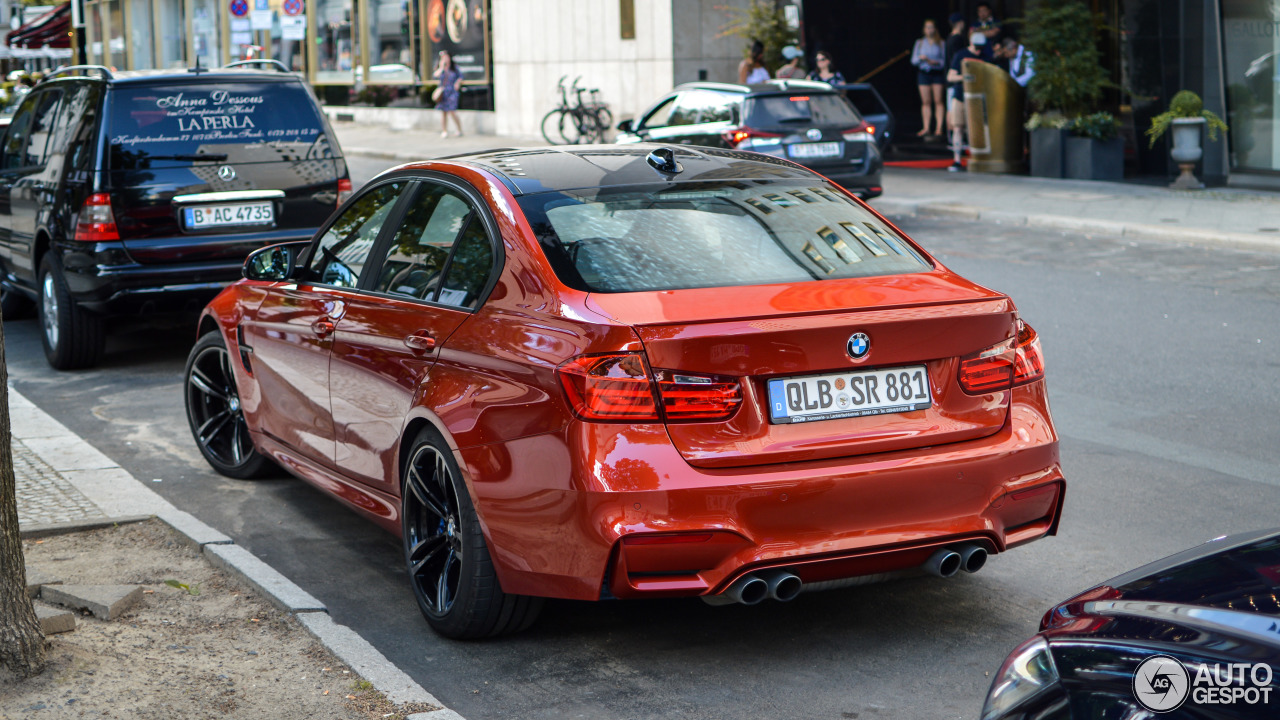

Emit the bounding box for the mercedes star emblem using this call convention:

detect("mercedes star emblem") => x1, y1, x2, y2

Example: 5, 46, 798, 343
218, 165, 237, 182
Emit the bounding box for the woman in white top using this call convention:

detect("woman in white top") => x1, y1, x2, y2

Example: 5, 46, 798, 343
738, 40, 771, 84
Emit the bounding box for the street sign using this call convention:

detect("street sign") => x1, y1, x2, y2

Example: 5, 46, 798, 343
251, 0, 272, 30
229, 0, 249, 18
283, 0, 303, 16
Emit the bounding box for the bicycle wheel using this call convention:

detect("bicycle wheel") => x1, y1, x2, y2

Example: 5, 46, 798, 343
592, 106, 613, 142
541, 108, 568, 145
559, 110, 587, 145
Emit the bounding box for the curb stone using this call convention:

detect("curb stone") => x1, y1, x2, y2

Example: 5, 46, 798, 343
9, 386, 463, 719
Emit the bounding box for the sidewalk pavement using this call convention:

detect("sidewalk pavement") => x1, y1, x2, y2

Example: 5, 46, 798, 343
330, 121, 1280, 253
8, 385, 465, 720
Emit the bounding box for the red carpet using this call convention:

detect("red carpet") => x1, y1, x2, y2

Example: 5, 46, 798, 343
885, 158, 965, 169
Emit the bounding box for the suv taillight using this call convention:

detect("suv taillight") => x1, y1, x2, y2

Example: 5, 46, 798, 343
958, 320, 1045, 394
337, 178, 353, 207
842, 123, 874, 143
74, 193, 119, 242
722, 127, 783, 150
557, 353, 742, 423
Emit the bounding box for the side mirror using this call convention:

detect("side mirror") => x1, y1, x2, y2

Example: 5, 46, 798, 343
244, 242, 305, 281
616, 118, 635, 134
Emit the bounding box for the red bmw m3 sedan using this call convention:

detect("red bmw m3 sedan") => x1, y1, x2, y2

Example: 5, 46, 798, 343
185, 144, 1064, 638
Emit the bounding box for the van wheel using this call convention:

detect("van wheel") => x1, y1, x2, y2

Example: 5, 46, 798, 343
401, 429, 543, 638
38, 255, 104, 370
1, 285, 33, 320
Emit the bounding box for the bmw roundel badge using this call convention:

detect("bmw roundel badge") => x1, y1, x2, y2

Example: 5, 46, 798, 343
847, 332, 870, 360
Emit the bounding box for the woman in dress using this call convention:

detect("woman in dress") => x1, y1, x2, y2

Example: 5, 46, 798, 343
433, 50, 464, 138
807, 50, 846, 86
738, 40, 771, 84
912, 19, 947, 139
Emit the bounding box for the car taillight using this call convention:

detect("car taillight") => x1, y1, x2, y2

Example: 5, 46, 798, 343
74, 193, 119, 242
722, 127, 782, 150
557, 353, 743, 423
558, 353, 660, 421
958, 320, 1046, 394
1012, 320, 1045, 386
653, 370, 742, 422
337, 178, 353, 207
842, 124, 874, 143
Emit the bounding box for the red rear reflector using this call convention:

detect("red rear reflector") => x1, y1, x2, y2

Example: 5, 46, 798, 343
622, 533, 715, 546
722, 128, 783, 147
337, 178, 353, 207
789, 96, 810, 102
557, 353, 659, 421
866, 125, 876, 135
74, 193, 119, 242
653, 369, 742, 422
1013, 320, 1045, 386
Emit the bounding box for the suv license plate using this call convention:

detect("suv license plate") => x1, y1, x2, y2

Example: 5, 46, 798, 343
766, 365, 932, 424
788, 142, 842, 159
184, 202, 274, 230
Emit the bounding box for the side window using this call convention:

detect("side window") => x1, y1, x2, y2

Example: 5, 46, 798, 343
438, 218, 495, 309
666, 93, 704, 127
1, 95, 39, 170
639, 96, 677, 130
22, 90, 64, 168
701, 93, 737, 124
372, 184, 473, 301
310, 181, 405, 288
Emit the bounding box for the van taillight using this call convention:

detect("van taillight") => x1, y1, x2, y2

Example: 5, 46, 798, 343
337, 178, 353, 207
74, 193, 119, 242
557, 353, 742, 423
958, 320, 1045, 394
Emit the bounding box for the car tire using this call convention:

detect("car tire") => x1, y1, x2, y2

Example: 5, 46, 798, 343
1, 284, 34, 320
184, 331, 276, 479
401, 428, 543, 639
38, 254, 104, 370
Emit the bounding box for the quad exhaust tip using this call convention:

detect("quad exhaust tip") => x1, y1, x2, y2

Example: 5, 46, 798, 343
702, 569, 802, 606
959, 544, 988, 573
924, 548, 963, 578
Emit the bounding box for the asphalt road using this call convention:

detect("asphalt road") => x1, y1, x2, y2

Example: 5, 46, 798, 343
7, 159, 1280, 719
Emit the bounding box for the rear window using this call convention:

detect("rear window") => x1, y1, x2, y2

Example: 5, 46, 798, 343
518, 180, 930, 293
745, 93, 862, 129
106, 82, 332, 169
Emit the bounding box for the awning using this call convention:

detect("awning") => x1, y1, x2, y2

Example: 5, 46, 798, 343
8, 3, 71, 49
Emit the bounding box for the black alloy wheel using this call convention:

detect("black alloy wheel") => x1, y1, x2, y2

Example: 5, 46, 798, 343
401, 429, 543, 639
184, 331, 274, 479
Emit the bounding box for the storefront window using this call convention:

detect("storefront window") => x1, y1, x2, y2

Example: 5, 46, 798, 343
107, 0, 126, 69
365, 0, 416, 84
156, 0, 185, 67
1223, 0, 1280, 171
191, 0, 223, 67
316, 0, 356, 84
272, 5, 309, 73
86, 3, 104, 64
129, 0, 155, 68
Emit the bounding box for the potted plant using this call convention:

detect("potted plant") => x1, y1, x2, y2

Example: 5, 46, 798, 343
1064, 112, 1122, 180
1146, 90, 1228, 189
1023, 1, 1112, 178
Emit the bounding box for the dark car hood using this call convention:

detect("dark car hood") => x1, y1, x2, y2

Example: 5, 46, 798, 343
1042, 528, 1280, 655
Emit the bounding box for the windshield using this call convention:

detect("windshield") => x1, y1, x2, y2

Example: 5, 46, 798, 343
518, 180, 930, 293
745, 93, 862, 128
106, 82, 332, 169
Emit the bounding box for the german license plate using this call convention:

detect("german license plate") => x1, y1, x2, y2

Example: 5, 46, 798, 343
183, 202, 274, 230
766, 365, 932, 424
788, 141, 842, 159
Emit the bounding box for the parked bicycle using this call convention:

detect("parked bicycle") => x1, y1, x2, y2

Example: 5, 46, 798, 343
541, 76, 613, 145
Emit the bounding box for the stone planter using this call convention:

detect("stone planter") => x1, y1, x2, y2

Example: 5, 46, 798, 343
1030, 127, 1068, 178
1064, 135, 1124, 181
1169, 117, 1205, 189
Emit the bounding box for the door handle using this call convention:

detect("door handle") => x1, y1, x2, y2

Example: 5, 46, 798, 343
311, 319, 335, 337
404, 331, 436, 352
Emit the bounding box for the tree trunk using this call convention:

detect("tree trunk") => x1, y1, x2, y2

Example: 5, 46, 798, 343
0, 313, 47, 679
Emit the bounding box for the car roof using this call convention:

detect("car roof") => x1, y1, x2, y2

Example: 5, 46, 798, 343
39, 67, 304, 88
406, 144, 815, 196
673, 79, 840, 96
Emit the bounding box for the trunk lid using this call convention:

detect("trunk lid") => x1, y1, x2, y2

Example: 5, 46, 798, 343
102, 79, 344, 264
588, 273, 1017, 468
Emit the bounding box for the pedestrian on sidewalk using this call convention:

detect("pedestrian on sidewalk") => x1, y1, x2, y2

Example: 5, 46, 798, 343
739, 40, 771, 84
1002, 36, 1035, 87
808, 50, 846, 86
912, 19, 947, 139
776, 45, 805, 79
432, 50, 464, 138
946, 29, 987, 172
